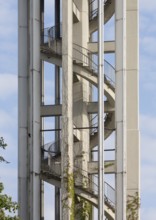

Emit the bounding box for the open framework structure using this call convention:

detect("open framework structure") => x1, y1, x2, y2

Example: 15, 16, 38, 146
18, 0, 140, 219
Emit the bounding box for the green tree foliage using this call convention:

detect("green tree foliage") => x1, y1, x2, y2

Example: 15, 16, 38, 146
0, 137, 8, 163
0, 137, 19, 220
127, 192, 140, 220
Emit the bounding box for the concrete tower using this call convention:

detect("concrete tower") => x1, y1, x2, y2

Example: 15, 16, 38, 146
18, 0, 140, 219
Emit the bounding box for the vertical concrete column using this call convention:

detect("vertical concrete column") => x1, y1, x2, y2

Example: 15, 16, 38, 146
28, 0, 41, 219
61, 0, 74, 220
126, 0, 140, 219
73, 2, 91, 219
73, 0, 90, 181
18, 0, 29, 219
78, 0, 90, 185
115, 0, 127, 219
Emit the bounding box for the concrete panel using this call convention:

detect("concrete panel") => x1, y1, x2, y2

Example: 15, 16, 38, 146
126, 70, 139, 129
87, 101, 114, 113
88, 161, 115, 174
88, 41, 115, 54
126, 11, 138, 70
73, 2, 80, 23
41, 105, 62, 116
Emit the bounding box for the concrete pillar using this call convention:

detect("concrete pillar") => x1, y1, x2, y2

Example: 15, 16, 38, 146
115, 0, 127, 219
18, 0, 41, 219
73, 1, 91, 219
18, 0, 29, 219
73, 0, 90, 180
28, 0, 41, 219
126, 0, 140, 219
61, 0, 74, 219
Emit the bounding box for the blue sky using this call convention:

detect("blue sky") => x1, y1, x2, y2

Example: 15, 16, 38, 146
0, 0, 156, 219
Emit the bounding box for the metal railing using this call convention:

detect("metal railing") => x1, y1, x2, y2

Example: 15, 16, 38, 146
90, 113, 114, 135
105, 181, 115, 208
104, 59, 115, 87
41, 24, 62, 44
41, 25, 115, 88
89, 0, 108, 21
42, 140, 61, 158
75, 169, 115, 210
73, 43, 98, 73
42, 140, 115, 210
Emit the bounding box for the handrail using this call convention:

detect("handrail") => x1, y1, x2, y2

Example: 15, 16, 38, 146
104, 181, 115, 207
92, 174, 115, 207
90, 113, 113, 135
89, 0, 108, 21
42, 141, 115, 209
41, 26, 115, 88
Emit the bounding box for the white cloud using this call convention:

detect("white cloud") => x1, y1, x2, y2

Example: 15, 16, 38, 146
0, 2, 17, 39
140, 0, 156, 12
141, 135, 156, 164
141, 207, 156, 220
0, 107, 16, 123
142, 80, 156, 92
0, 42, 17, 54
140, 114, 156, 137
141, 163, 156, 193
140, 36, 156, 56
0, 1, 17, 73
0, 73, 17, 100
140, 114, 156, 218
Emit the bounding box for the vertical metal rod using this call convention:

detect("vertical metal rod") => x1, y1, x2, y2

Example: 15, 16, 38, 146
55, 0, 60, 38
98, 0, 104, 219
55, 68, 60, 220
55, 1, 61, 219
55, 0, 60, 153
40, 1, 44, 219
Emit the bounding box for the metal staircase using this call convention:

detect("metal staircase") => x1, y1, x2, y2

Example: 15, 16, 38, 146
89, 0, 110, 21
40, 25, 115, 139
89, 0, 115, 33
41, 143, 115, 219
40, 3, 116, 218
